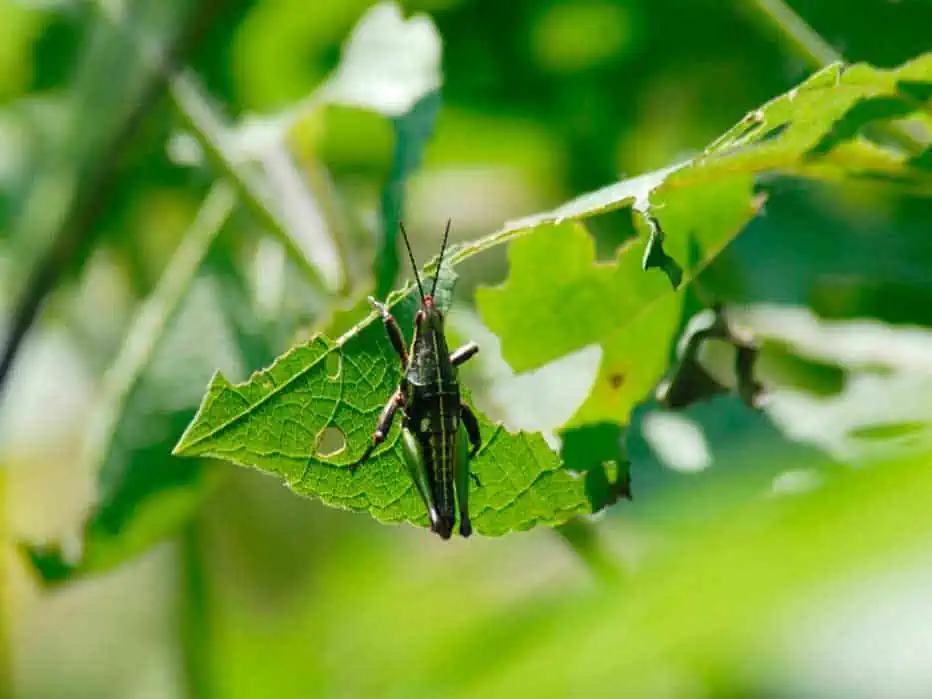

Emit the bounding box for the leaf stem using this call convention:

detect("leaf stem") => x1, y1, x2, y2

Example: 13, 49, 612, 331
169, 75, 329, 293
742, 0, 840, 67
555, 519, 623, 585
0, 0, 221, 405
82, 183, 236, 476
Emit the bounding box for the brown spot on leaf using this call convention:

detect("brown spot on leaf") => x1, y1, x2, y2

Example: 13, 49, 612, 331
608, 373, 625, 389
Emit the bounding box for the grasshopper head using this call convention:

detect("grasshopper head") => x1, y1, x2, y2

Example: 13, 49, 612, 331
416, 295, 445, 334
400, 218, 452, 335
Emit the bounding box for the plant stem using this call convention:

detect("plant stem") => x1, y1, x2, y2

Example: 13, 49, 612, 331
0, 0, 221, 405
82, 183, 236, 477
179, 516, 212, 699
89, 0, 329, 294
743, 0, 926, 155
555, 519, 623, 585
169, 75, 329, 294
742, 0, 840, 67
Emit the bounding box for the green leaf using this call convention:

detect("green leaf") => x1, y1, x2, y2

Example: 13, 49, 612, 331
473, 53, 931, 432
376, 90, 442, 298
448, 448, 932, 698
23, 185, 242, 583
319, 1, 442, 118
476, 173, 759, 428
174, 284, 596, 536
701, 54, 932, 178
450, 54, 930, 271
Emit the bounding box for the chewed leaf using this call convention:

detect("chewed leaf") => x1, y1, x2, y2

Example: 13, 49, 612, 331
641, 216, 684, 290
174, 285, 593, 535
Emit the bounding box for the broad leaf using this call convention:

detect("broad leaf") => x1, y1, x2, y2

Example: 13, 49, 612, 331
26, 279, 247, 582
174, 285, 603, 535
23, 186, 248, 583
477, 174, 759, 428
475, 53, 932, 430
456, 53, 931, 263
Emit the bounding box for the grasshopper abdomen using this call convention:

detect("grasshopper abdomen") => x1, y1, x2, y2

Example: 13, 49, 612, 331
405, 384, 461, 538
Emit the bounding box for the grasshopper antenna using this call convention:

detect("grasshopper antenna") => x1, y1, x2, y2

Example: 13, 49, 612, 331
399, 221, 426, 301
430, 218, 452, 298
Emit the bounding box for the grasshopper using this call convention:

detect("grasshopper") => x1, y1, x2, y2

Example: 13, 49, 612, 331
350, 221, 481, 539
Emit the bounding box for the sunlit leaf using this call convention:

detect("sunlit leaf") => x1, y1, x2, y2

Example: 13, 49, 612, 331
476, 173, 759, 428
174, 282, 605, 536
319, 1, 441, 118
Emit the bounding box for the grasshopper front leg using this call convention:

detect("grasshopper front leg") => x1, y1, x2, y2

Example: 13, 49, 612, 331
350, 387, 404, 472
369, 297, 408, 367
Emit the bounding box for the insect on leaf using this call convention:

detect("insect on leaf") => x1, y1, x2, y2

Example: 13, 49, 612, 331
174, 278, 604, 535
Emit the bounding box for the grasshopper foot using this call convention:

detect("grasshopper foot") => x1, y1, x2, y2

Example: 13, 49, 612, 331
431, 516, 454, 540
459, 516, 473, 538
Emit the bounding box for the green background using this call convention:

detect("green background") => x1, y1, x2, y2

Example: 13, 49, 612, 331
2, 1, 932, 697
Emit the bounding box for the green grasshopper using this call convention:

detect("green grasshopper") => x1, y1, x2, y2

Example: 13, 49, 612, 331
350, 221, 481, 539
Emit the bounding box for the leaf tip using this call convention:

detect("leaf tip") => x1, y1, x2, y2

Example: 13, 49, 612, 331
172, 370, 234, 458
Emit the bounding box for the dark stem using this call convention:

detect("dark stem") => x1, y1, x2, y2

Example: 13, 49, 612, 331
0, 0, 222, 405
555, 519, 623, 584
179, 516, 212, 699
741, 0, 840, 67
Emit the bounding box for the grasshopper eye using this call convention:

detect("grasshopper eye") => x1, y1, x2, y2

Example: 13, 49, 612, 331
415, 310, 425, 325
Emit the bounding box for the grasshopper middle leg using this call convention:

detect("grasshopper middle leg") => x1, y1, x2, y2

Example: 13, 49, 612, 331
351, 387, 404, 472
450, 341, 479, 367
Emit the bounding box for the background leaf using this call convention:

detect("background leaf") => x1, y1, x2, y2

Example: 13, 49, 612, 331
5, 2, 932, 697
23, 185, 249, 582
376, 90, 442, 298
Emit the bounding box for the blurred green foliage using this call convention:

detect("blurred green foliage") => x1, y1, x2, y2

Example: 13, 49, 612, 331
2, 1, 932, 698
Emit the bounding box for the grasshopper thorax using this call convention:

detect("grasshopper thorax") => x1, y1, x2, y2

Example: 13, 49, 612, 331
415, 295, 444, 330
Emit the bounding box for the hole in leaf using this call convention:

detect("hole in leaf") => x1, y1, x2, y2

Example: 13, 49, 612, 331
317, 426, 347, 457
641, 216, 683, 289
726, 114, 765, 145
754, 121, 789, 144
897, 80, 932, 104
591, 208, 636, 263
325, 353, 341, 380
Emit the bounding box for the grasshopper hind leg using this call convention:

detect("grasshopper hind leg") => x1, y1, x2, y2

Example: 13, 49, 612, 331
454, 416, 480, 538
400, 428, 445, 536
